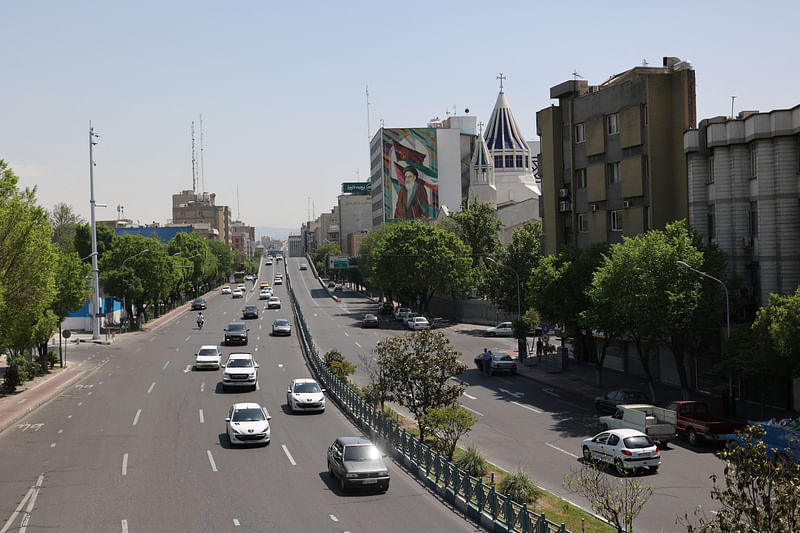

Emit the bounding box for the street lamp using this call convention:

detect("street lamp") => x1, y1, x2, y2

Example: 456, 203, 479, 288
486, 257, 521, 318
676, 260, 734, 416
121, 249, 150, 328
88, 123, 102, 340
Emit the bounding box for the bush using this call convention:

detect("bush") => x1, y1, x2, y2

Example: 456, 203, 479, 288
324, 349, 344, 367
3, 358, 23, 391
498, 468, 539, 505
456, 444, 489, 477
329, 359, 356, 381
47, 350, 58, 369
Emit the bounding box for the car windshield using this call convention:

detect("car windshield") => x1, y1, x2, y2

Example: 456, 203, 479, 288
293, 382, 321, 393
274, 320, 289, 327
245, 306, 256, 312
227, 358, 253, 368
198, 349, 217, 356
344, 444, 380, 461
270, 298, 279, 302
194, 299, 205, 304
232, 408, 265, 422
228, 324, 246, 332
364, 315, 376, 320
623, 435, 655, 449
626, 392, 650, 403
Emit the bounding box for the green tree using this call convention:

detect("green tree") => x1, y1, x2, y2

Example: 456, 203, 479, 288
752, 287, 800, 377
312, 242, 342, 278
168, 232, 212, 295
419, 405, 476, 460
74, 222, 115, 263
50, 202, 85, 252
356, 226, 390, 296
485, 221, 542, 318
207, 239, 234, 283
450, 199, 503, 267
374, 329, 467, 441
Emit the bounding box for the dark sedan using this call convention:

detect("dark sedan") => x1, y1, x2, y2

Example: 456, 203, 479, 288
595, 389, 652, 415
362, 314, 379, 328
191, 298, 207, 310
242, 305, 259, 319
473, 352, 517, 376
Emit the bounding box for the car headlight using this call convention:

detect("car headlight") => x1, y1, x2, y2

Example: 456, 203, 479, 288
223, 373, 231, 380
378, 471, 388, 476
346, 473, 358, 478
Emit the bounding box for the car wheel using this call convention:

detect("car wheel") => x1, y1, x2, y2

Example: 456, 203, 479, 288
287, 401, 293, 414
687, 429, 698, 447
328, 460, 334, 478
614, 458, 628, 476
582, 446, 592, 462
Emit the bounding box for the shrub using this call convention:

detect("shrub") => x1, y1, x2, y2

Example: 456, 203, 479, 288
498, 468, 539, 505
329, 359, 356, 381
4, 356, 24, 391
456, 444, 489, 477
47, 350, 58, 369
323, 349, 344, 367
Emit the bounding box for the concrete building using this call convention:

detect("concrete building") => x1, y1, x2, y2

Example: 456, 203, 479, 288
684, 105, 800, 311
171, 190, 232, 245
231, 220, 255, 256
288, 234, 302, 257
338, 186, 372, 256
537, 56, 696, 255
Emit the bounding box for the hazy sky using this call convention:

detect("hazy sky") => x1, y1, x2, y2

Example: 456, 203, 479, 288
2, 1, 797, 232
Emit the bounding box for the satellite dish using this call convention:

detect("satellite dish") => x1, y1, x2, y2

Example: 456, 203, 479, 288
464, 108, 470, 114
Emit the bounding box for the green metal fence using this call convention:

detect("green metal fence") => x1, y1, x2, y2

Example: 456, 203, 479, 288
287, 273, 572, 533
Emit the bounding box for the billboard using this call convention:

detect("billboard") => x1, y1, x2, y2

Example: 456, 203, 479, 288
342, 182, 370, 195
382, 128, 438, 221
328, 255, 349, 269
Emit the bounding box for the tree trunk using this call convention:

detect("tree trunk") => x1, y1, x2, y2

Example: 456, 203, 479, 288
635, 339, 657, 404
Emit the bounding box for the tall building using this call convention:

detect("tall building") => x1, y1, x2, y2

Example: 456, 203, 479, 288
537, 57, 696, 255
231, 220, 255, 256
171, 190, 232, 245
338, 184, 372, 256
288, 234, 302, 257
685, 105, 800, 310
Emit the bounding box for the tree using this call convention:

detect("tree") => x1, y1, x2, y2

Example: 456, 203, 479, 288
50, 202, 85, 252
74, 222, 115, 263
682, 424, 800, 532
374, 329, 467, 441
207, 239, 234, 283
420, 405, 476, 461
313, 242, 342, 278
42, 250, 91, 365
358, 352, 393, 411
563, 464, 653, 533
752, 287, 800, 377
355, 226, 390, 295
450, 199, 503, 267
485, 221, 542, 318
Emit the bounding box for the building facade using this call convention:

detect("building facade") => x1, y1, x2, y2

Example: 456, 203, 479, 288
537, 57, 696, 255
684, 105, 800, 309
288, 234, 302, 257
338, 191, 372, 256
171, 190, 232, 245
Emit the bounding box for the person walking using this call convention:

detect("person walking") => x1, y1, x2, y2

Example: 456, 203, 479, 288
482, 349, 493, 377
536, 339, 544, 360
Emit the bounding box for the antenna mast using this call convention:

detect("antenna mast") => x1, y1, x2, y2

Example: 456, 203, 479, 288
366, 84, 371, 140
236, 185, 240, 220
191, 121, 197, 194
307, 196, 311, 222
199, 114, 205, 193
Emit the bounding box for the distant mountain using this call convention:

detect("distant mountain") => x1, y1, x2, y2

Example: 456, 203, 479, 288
256, 226, 299, 242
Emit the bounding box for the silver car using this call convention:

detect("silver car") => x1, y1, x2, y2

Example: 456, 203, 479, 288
271, 319, 291, 336
327, 437, 389, 492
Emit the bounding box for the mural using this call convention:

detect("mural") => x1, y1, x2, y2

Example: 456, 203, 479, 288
382, 128, 438, 221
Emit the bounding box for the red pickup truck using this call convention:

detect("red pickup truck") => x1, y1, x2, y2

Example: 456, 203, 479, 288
665, 400, 741, 446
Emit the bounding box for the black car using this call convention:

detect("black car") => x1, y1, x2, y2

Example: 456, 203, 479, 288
242, 305, 259, 319
377, 302, 394, 315
191, 298, 207, 310
224, 322, 249, 345
362, 314, 379, 328
595, 389, 652, 415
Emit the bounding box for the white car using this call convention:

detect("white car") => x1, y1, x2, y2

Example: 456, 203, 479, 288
273, 278, 283, 285
225, 403, 271, 446
286, 378, 326, 413
581, 428, 661, 475
259, 289, 272, 300
195, 345, 221, 370
404, 312, 420, 328
409, 316, 430, 330
221, 285, 232, 295
267, 296, 281, 309
232, 288, 243, 299
485, 322, 513, 337
221, 352, 259, 392
394, 307, 410, 321
237, 283, 246, 292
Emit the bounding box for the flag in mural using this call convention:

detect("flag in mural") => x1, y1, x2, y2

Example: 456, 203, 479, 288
382, 128, 438, 221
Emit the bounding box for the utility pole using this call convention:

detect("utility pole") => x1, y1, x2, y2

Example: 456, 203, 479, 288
89, 122, 101, 340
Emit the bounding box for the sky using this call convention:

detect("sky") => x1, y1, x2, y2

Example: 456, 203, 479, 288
2, 1, 798, 234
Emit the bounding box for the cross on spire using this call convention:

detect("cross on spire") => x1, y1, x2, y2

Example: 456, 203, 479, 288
497, 72, 506, 92
477, 121, 484, 135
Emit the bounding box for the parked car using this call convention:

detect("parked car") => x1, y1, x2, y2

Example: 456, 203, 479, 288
582, 428, 661, 475
225, 402, 270, 446
242, 305, 259, 319
595, 389, 652, 415
409, 316, 430, 330
191, 298, 207, 310
472, 351, 517, 375
362, 314, 379, 328
221, 352, 258, 391
286, 378, 325, 413
726, 421, 800, 462
378, 302, 394, 315
484, 322, 513, 337
267, 296, 281, 309
271, 319, 291, 336
299, 263, 308, 270
665, 400, 742, 446
224, 322, 249, 346
194, 345, 221, 370
404, 312, 420, 329
232, 289, 244, 299
394, 307, 410, 321
334, 284, 343, 291
327, 437, 390, 492
599, 404, 677, 445
221, 286, 232, 295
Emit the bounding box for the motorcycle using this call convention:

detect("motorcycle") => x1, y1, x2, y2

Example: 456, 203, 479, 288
197, 317, 204, 330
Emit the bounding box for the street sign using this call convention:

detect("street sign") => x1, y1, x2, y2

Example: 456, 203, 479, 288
341, 182, 370, 195
328, 255, 349, 269
541, 334, 550, 343
541, 324, 550, 334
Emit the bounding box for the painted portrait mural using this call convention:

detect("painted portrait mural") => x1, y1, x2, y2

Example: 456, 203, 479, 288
382, 128, 439, 221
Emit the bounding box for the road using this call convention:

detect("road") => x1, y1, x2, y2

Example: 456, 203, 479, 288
287, 257, 725, 532
0, 260, 479, 532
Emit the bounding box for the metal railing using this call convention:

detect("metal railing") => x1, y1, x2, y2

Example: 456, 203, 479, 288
286, 273, 571, 533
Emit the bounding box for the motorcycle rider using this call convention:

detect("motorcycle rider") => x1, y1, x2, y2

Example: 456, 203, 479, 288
197, 312, 204, 329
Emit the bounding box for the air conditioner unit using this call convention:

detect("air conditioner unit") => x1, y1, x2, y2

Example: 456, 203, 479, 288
623, 200, 631, 209
742, 235, 753, 247
559, 188, 569, 198
559, 200, 571, 213
591, 204, 598, 212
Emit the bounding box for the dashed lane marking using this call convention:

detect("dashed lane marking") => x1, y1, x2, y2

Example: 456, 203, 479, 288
132, 409, 141, 426
462, 392, 477, 400
207, 450, 218, 472
511, 401, 542, 414
461, 405, 484, 417
146, 382, 155, 394
162, 361, 170, 370
199, 409, 204, 424
282, 444, 297, 465
354, 342, 361, 348
122, 453, 128, 476
121, 519, 129, 533
329, 515, 339, 522
545, 442, 579, 459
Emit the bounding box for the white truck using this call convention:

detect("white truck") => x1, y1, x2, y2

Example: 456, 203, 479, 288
599, 404, 678, 444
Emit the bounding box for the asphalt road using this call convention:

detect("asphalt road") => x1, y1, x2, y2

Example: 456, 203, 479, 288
0, 261, 480, 532
288, 257, 725, 532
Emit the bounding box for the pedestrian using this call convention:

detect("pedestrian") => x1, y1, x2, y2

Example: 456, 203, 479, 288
482, 348, 493, 377
536, 339, 544, 360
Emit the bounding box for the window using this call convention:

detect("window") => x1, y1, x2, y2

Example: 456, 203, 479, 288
748, 201, 759, 236
505, 155, 514, 168
607, 113, 619, 135
575, 123, 586, 143
578, 213, 588, 233
611, 210, 623, 231
642, 104, 648, 126
575, 168, 587, 189
494, 155, 503, 169
750, 144, 758, 179
516, 155, 523, 168
608, 162, 621, 184
707, 205, 715, 239
524, 156, 529, 168
707, 156, 715, 184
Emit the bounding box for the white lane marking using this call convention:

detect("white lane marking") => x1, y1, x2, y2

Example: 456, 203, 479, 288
132, 409, 141, 426
199, 409, 204, 424
281, 444, 296, 466
122, 453, 128, 476
98, 381, 103, 385
354, 341, 362, 348
344, 331, 350, 337
16, 474, 43, 533
121, 519, 129, 532
147, 382, 155, 394
543, 388, 560, 397
462, 392, 477, 400
77, 402, 83, 407
17, 399, 27, 404
277, 364, 283, 369
134, 347, 142, 353
1, 482, 34, 533
184, 365, 192, 373
162, 361, 170, 370
184, 336, 191, 342
233, 518, 240, 526
200, 382, 205, 392
50, 443, 56, 448
545, 442, 579, 459
511, 401, 542, 414
87, 391, 93, 396
67, 415, 72, 419
58, 429, 63, 434
499, 388, 524, 399
461, 405, 484, 417
207, 450, 218, 472
329, 515, 339, 523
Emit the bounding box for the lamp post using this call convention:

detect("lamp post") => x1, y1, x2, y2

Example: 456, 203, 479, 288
121, 249, 150, 329
89, 123, 101, 339
676, 260, 734, 416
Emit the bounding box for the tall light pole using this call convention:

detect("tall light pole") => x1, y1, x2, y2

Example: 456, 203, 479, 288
122, 249, 150, 328
677, 260, 734, 416
486, 257, 521, 318
89, 123, 101, 340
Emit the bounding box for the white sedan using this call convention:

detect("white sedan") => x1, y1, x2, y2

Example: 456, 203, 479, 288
225, 403, 271, 446
195, 345, 221, 370
232, 289, 244, 299
485, 322, 513, 337
286, 378, 326, 413
409, 316, 430, 330
221, 285, 232, 295
267, 296, 281, 309
259, 289, 272, 300
581, 428, 661, 475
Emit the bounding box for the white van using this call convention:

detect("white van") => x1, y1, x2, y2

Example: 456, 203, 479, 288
599, 404, 677, 444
